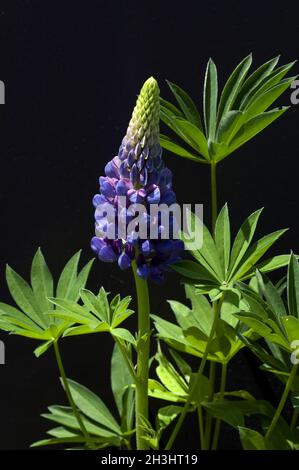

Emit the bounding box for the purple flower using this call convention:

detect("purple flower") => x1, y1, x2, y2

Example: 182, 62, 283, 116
91, 77, 183, 283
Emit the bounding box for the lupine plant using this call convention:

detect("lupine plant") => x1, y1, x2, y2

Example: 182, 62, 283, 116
0, 55, 299, 450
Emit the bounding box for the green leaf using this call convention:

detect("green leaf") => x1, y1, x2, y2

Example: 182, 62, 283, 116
0, 302, 43, 332
80, 288, 108, 322
166, 80, 203, 129
111, 328, 136, 345
160, 97, 183, 116
288, 253, 299, 318
203, 400, 244, 427
240, 61, 296, 110
239, 335, 287, 372
189, 373, 211, 405
256, 272, 287, 317
63, 323, 109, 337
56, 251, 81, 300
31, 248, 54, 313
233, 229, 288, 280
169, 350, 192, 379
155, 349, 188, 397
244, 77, 296, 121
34, 340, 54, 358
168, 299, 209, 336
234, 312, 273, 337
228, 208, 263, 279
160, 110, 209, 160
31, 436, 89, 448
159, 134, 207, 163
97, 287, 111, 324
156, 405, 182, 430
217, 54, 252, 123
216, 111, 244, 145
6, 265, 46, 328
235, 56, 280, 108
227, 107, 289, 157
203, 398, 274, 429
186, 212, 223, 280
111, 344, 134, 417
169, 117, 209, 159
203, 58, 218, 139
66, 380, 120, 434
185, 284, 214, 335
72, 259, 95, 302
151, 315, 208, 359
208, 141, 230, 161
280, 316, 299, 344
243, 254, 295, 279
43, 406, 117, 438
148, 379, 186, 403
172, 260, 218, 283
238, 427, 267, 450
215, 204, 231, 275
48, 298, 99, 328
111, 295, 133, 326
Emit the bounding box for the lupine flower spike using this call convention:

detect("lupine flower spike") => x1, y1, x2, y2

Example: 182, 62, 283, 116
91, 77, 183, 284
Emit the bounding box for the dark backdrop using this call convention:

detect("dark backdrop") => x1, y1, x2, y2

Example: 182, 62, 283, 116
0, 0, 299, 450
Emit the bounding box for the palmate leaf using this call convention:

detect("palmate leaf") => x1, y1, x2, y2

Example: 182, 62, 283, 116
148, 347, 210, 406
152, 286, 252, 364
33, 370, 134, 449
0, 249, 94, 357
235, 268, 299, 353
49, 288, 134, 341
175, 206, 290, 294
65, 379, 120, 434
202, 397, 275, 429
160, 55, 295, 164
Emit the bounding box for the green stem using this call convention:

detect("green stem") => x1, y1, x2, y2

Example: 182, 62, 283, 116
165, 300, 221, 450
132, 260, 150, 450
204, 359, 217, 449
212, 362, 227, 450
53, 341, 94, 449
211, 162, 217, 234
265, 364, 298, 440
197, 405, 205, 449
290, 410, 298, 431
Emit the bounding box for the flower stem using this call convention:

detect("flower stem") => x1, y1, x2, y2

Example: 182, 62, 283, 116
53, 341, 94, 449
211, 362, 227, 449
265, 364, 298, 440
201, 161, 219, 450
132, 260, 150, 450
165, 300, 221, 450
197, 405, 205, 449
204, 359, 217, 449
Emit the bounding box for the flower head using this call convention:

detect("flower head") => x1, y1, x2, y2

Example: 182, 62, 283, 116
91, 77, 183, 283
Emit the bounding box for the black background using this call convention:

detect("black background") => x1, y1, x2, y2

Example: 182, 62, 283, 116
0, 0, 299, 450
